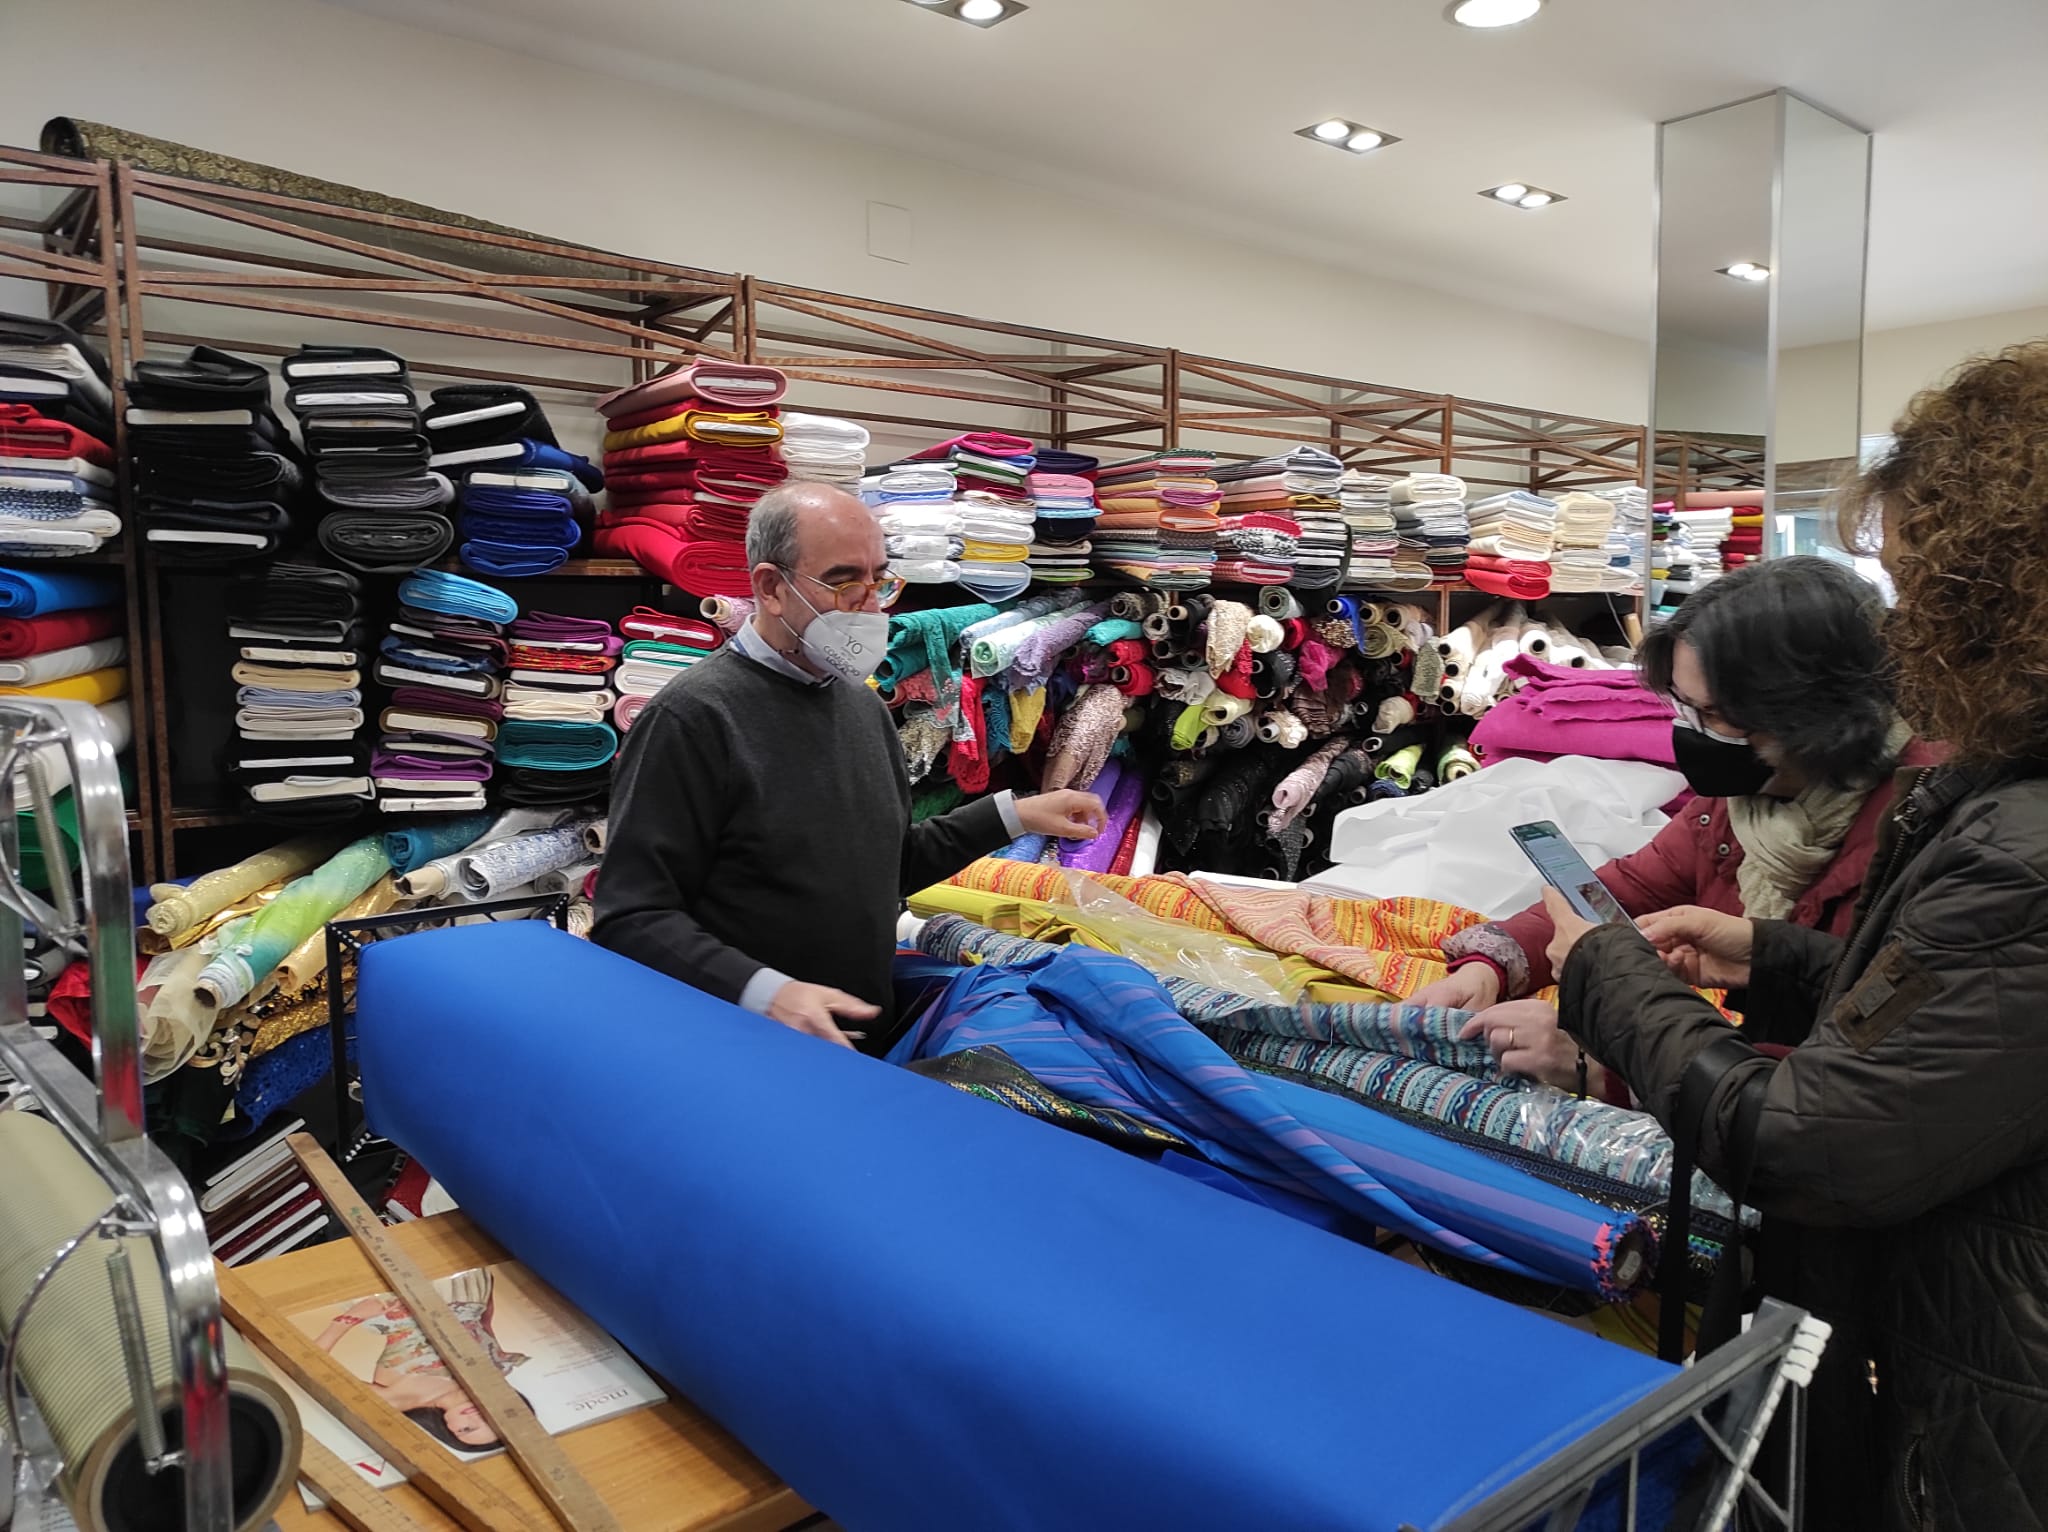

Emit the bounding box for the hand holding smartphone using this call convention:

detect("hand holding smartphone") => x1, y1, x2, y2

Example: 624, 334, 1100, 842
1509, 820, 1637, 929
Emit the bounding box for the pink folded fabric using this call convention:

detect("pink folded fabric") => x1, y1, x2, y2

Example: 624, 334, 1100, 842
613, 692, 651, 731
908, 432, 1035, 461
1025, 472, 1095, 497
596, 360, 789, 419
1470, 654, 1676, 768
1681, 489, 1767, 509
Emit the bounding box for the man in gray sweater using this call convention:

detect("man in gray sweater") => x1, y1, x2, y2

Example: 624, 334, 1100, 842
594, 482, 1106, 1051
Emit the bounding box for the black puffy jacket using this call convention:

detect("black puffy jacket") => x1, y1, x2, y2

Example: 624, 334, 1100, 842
1559, 765, 2048, 1532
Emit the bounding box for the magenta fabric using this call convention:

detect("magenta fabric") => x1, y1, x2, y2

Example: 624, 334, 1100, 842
1470, 655, 1675, 768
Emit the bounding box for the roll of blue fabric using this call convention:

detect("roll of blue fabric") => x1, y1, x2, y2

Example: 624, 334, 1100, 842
357, 921, 1677, 1532
0, 565, 122, 615
396, 567, 518, 627
383, 811, 493, 875
494, 718, 617, 769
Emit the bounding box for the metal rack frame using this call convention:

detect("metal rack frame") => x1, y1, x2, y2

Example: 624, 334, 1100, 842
0, 699, 232, 1529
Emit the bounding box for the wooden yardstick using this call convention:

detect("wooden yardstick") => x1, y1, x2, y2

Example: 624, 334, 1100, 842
287, 1133, 625, 1532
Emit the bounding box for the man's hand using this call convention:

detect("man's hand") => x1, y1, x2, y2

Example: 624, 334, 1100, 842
1636, 905, 1755, 990
1409, 963, 1502, 1012
1017, 789, 1109, 841
764, 981, 876, 1048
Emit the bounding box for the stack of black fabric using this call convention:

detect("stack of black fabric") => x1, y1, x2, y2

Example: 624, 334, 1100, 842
224, 562, 372, 825
285, 346, 453, 575
0, 313, 116, 443
128, 347, 304, 564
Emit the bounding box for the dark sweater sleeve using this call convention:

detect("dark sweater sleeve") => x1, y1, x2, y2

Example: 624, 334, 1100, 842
900, 795, 1010, 896
592, 701, 764, 1002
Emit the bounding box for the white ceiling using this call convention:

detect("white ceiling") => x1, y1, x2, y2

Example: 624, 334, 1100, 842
329, 0, 2048, 342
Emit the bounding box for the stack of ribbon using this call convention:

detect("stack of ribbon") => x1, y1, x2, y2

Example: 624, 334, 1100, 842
225, 563, 370, 823
780, 413, 870, 489
593, 360, 789, 597
1465, 490, 1558, 600
868, 463, 963, 585
127, 346, 302, 563
1026, 461, 1098, 586
612, 608, 720, 731
1092, 449, 1222, 589
1340, 470, 1404, 591
1548, 492, 1622, 594
371, 569, 516, 817
281, 345, 445, 574
0, 313, 119, 557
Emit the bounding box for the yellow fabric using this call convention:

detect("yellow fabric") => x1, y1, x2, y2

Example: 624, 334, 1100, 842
602, 411, 784, 452
963, 541, 1030, 563
1007, 686, 1047, 754
0, 666, 127, 705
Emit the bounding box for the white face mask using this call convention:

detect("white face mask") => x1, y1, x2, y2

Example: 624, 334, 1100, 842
787, 584, 889, 684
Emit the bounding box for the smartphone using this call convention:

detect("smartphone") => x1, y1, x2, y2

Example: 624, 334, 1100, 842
1510, 820, 1637, 928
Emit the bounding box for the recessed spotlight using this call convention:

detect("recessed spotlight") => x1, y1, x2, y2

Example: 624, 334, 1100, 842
1296, 119, 1402, 155
1447, 0, 1544, 27
1719, 261, 1770, 283
901, 0, 1027, 25
1482, 183, 1564, 209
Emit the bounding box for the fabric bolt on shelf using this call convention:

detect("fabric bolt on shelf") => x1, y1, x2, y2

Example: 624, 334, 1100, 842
315, 509, 453, 572
0, 664, 126, 705
596, 360, 788, 419
460, 538, 571, 579
0, 632, 122, 686
495, 717, 619, 770
395, 566, 517, 627
359, 919, 1676, 1532
496, 762, 611, 806
0, 565, 118, 617
423, 383, 558, 447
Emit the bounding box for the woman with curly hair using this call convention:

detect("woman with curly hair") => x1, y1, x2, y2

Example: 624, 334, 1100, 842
1503, 342, 2048, 1529
1410, 556, 1939, 1101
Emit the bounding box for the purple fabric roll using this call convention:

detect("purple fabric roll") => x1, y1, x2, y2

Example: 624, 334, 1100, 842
372, 749, 494, 780
389, 686, 506, 721
509, 609, 617, 644
1060, 758, 1146, 875
1009, 600, 1112, 689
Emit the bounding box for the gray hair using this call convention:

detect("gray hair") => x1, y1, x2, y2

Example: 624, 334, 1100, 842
744, 484, 809, 571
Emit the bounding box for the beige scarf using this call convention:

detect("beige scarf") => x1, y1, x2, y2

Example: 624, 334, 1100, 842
1728, 720, 1911, 919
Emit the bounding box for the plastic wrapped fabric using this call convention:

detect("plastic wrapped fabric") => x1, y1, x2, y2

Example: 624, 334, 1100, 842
144, 831, 344, 941
192, 835, 390, 1011
455, 821, 594, 901
357, 920, 1675, 1532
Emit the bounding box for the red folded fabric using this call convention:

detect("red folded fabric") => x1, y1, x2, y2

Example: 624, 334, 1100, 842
599, 500, 692, 530
0, 606, 122, 659
596, 360, 790, 419
593, 522, 753, 598
0, 404, 113, 468
620, 607, 721, 648
1464, 554, 1552, 600
509, 646, 615, 673
908, 431, 1035, 462
606, 397, 784, 434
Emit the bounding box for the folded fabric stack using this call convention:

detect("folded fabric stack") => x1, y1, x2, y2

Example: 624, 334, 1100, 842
1465, 490, 1558, 600
127, 346, 303, 564
1026, 464, 1097, 586
372, 569, 517, 817
864, 464, 960, 585
1547, 492, 1620, 594
1388, 473, 1469, 589
1093, 449, 1222, 589
500, 611, 620, 803
611, 607, 720, 732
1679, 489, 1768, 573
0, 314, 120, 558
955, 489, 1035, 601
780, 413, 870, 489
593, 360, 789, 597
1658, 515, 1699, 610
0, 566, 131, 803
1210, 511, 1299, 585
1339, 471, 1408, 591
1471, 653, 1676, 769
424, 387, 597, 578
1211, 447, 1342, 587
225, 563, 370, 823
281, 345, 446, 575
1670, 506, 1734, 586
1585, 484, 1649, 593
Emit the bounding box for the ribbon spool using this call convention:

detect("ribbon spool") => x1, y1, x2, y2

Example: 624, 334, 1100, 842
0, 1112, 300, 1532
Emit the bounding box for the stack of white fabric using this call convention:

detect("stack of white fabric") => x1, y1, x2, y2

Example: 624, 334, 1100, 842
781, 413, 870, 488
1671, 508, 1733, 584
1467, 491, 1558, 561
1340, 470, 1399, 590
955, 490, 1035, 601
1584, 484, 1650, 593
866, 464, 964, 584
1548, 492, 1619, 593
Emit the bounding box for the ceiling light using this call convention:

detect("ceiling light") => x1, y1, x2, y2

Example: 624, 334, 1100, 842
1481, 183, 1566, 209
1719, 262, 1771, 282
901, 0, 1028, 25
1447, 0, 1544, 27
1297, 120, 1402, 155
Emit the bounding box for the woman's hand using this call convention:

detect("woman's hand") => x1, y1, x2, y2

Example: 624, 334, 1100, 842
1408, 963, 1502, 1013
1458, 999, 1603, 1093
1539, 888, 1600, 979
1637, 905, 1755, 989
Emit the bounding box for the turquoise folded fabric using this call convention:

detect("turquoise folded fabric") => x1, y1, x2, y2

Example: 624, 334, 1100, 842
384, 812, 494, 875
397, 568, 518, 626
497, 718, 619, 770
877, 602, 999, 693
1085, 617, 1144, 647
0, 566, 121, 616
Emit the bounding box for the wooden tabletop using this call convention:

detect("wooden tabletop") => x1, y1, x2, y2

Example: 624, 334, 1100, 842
241, 1211, 808, 1532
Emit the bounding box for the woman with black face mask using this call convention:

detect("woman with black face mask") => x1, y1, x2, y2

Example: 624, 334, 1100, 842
1408, 555, 1938, 1099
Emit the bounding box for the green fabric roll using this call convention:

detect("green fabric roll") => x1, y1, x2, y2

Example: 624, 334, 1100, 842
911, 778, 966, 823
621, 639, 710, 663
1376, 744, 1426, 789
879, 603, 1000, 692
193, 835, 390, 1011
1170, 703, 1209, 753
1085, 617, 1144, 648
970, 598, 1087, 678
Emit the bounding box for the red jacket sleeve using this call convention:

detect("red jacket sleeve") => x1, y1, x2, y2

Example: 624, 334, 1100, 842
1492, 808, 1706, 993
